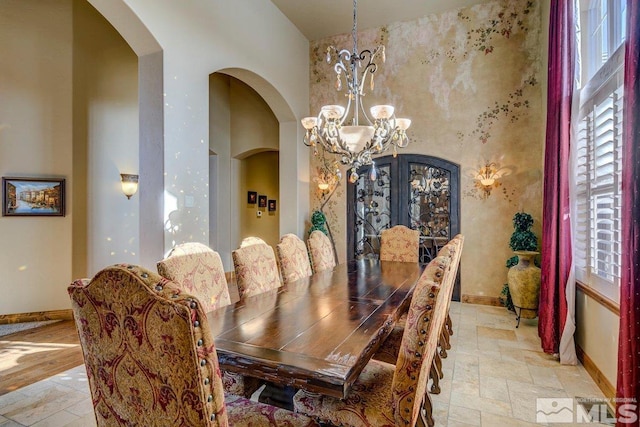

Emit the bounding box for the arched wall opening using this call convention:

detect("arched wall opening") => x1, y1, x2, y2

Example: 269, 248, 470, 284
209, 72, 283, 267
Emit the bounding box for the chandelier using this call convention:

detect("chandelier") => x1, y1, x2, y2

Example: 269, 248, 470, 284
301, 0, 411, 183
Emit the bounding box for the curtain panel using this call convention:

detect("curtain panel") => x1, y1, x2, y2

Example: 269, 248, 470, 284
616, 0, 640, 424
538, 0, 577, 364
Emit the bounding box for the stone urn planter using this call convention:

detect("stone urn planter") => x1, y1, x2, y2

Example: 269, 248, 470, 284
507, 250, 541, 327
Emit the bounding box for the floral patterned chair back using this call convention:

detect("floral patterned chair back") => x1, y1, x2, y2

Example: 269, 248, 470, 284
276, 234, 313, 284
157, 242, 231, 313
307, 230, 336, 273
240, 236, 267, 248
379, 225, 420, 262
372, 255, 450, 365
232, 242, 281, 298
391, 255, 450, 426
68, 264, 228, 426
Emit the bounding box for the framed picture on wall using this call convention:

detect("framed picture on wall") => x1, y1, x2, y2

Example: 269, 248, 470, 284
2, 177, 65, 217
248, 191, 257, 204
268, 199, 276, 212
258, 195, 267, 208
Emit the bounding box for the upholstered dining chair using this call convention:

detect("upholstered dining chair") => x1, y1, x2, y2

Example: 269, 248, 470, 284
371, 255, 451, 366
68, 264, 319, 427
379, 225, 420, 262
232, 241, 281, 298
240, 236, 268, 247
293, 259, 446, 427
276, 233, 313, 284
306, 230, 336, 273
157, 242, 261, 398
157, 242, 231, 312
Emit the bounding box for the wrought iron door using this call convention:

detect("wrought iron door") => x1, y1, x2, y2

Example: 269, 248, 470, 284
347, 154, 460, 300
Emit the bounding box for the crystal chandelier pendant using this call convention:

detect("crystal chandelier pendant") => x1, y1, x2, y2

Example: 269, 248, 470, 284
369, 161, 377, 181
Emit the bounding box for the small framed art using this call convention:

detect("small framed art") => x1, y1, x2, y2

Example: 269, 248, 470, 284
258, 195, 267, 208
2, 177, 65, 217
248, 191, 257, 204
268, 199, 276, 212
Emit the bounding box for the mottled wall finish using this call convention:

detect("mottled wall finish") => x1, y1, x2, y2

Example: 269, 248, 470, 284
309, 0, 544, 299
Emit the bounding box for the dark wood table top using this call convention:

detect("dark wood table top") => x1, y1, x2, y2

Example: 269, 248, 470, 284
208, 259, 423, 398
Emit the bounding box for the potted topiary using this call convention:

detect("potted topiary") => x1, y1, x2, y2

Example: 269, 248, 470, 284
500, 212, 540, 327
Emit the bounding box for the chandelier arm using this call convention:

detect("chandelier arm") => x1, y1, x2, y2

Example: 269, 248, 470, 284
338, 95, 354, 126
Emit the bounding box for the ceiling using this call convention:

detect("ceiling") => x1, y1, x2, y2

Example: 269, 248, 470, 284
270, 0, 491, 41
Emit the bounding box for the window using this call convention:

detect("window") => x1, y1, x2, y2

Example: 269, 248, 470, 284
573, 0, 626, 302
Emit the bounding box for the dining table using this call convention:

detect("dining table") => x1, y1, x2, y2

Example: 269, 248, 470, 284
207, 259, 424, 399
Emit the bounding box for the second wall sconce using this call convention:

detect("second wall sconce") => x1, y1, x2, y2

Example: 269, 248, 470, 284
120, 173, 139, 199
474, 162, 507, 198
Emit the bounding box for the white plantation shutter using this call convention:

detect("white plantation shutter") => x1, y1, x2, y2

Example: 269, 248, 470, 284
574, 43, 624, 295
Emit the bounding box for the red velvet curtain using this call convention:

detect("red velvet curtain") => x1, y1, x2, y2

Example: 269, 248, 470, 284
538, 0, 575, 355
616, 1, 640, 424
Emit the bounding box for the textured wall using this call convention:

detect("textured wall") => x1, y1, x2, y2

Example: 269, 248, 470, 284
309, 0, 544, 299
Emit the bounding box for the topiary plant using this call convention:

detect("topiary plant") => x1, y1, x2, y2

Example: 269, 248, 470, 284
500, 212, 538, 311
309, 210, 329, 236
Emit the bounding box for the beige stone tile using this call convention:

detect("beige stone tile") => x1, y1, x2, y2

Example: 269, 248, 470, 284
431, 401, 449, 427
0, 390, 28, 412
450, 392, 512, 417
481, 412, 542, 427
453, 360, 480, 386
446, 421, 480, 427
49, 369, 91, 394
64, 398, 94, 417
479, 375, 509, 402
508, 379, 568, 423
476, 306, 508, 316
460, 304, 479, 315
451, 380, 480, 397
64, 412, 97, 427
479, 358, 533, 383
0, 385, 87, 426
0, 415, 23, 427
500, 348, 527, 363
521, 349, 560, 367
449, 301, 462, 314
528, 365, 564, 389
449, 405, 481, 426
31, 409, 80, 427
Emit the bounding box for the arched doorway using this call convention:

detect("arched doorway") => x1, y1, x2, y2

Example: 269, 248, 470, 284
347, 154, 461, 300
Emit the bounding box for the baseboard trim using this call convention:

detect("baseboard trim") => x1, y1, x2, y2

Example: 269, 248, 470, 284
0, 309, 73, 325
461, 294, 503, 307
576, 344, 616, 403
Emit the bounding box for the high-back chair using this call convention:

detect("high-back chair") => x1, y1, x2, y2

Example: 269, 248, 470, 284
306, 230, 336, 273
68, 264, 318, 427
232, 241, 281, 298
240, 236, 268, 248
276, 233, 313, 284
379, 225, 420, 262
157, 242, 261, 398
293, 258, 447, 426
157, 242, 231, 312
372, 255, 451, 365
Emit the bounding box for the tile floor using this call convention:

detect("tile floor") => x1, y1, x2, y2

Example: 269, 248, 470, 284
0, 303, 610, 426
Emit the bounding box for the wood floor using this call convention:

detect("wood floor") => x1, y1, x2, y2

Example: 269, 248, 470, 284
0, 320, 83, 396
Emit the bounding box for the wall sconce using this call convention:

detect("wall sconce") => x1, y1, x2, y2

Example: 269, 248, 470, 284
474, 162, 506, 198
120, 173, 139, 199
314, 161, 342, 194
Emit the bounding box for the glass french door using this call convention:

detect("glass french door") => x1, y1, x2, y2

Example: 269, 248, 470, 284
347, 154, 461, 300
